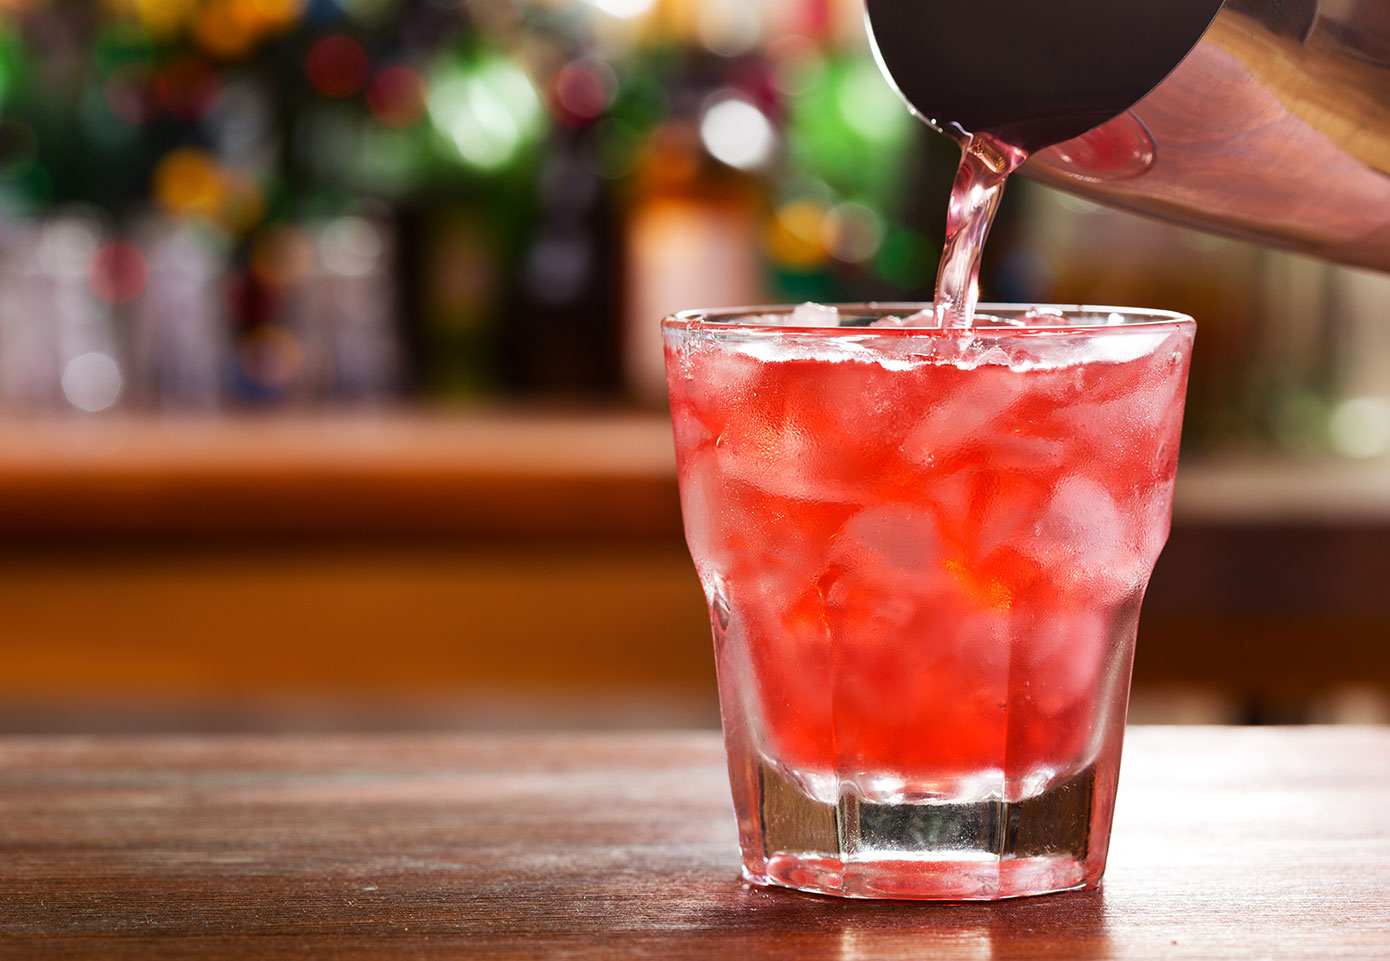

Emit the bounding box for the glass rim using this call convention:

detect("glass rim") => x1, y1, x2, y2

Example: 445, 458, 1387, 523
662, 302, 1195, 337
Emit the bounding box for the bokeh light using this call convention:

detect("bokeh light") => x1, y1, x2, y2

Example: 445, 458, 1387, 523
367, 65, 426, 128
836, 57, 911, 144
319, 216, 384, 277
251, 223, 315, 287
763, 199, 828, 270
427, 53, 543, 173
89, 241, 149, 303
822, 201, 883, 264
698, 0, 761, 58
700, 94, 775, 170
1330, 398, 1390, 458
39, 215, 104, 282
61, 352, 124, 413
153, 148, 224, 219
306, 34, 370, 98
584, 0, 656, 20
550, 59, 616, 127
769, 36, 823, 97
132, 0, 200, 39
248, 0, 303, 34
158, 58, 222, 120
194, 0, 260, 60
219, 170, 265, 233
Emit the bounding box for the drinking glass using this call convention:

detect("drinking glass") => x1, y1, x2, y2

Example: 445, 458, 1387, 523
663, 304, 1195, 899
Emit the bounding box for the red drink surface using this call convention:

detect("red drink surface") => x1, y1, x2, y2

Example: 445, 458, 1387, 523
667, 319, 1193, 794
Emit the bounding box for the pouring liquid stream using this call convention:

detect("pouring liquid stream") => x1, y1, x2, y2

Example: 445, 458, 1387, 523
933, 134, 1029, 328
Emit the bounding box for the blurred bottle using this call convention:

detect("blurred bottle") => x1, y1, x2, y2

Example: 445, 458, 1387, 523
412, 204, 510, 399
0, 211, 128, 415
622, 112, 766, 405
0, 218, 59, 410
302, 214, 402, 405
619, 2, 781, 404
503, 53, 622, 397
411, 42, 548, 399
130, 217, 227, 410
230, 214, 403, 407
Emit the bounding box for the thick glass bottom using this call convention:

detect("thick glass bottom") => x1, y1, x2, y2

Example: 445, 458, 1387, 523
737, 753, 1105, 900
747, 853, 1088, 900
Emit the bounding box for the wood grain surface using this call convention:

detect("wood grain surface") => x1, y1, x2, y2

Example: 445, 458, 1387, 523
1, 727, 1386, 959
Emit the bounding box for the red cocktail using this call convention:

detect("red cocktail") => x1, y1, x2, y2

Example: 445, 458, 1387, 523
665, 303, 1194, 899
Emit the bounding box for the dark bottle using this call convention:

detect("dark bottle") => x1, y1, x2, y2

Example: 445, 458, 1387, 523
503, 123, 621, 399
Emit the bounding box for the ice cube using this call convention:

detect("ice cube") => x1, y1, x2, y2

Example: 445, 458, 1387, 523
1023, 606, 1109, 715
1064, 394, 1143, 465
897, 308, 937, 326
821, 505, 949, 630
1134, 485, 1175, 567
1061, 339, 1189, 485
831, 503, 944, 574
1031, 474, 1129, 581
934, 337, 1021, 370
951, 608, 1013, 677
669, 403, 715, 462
674, 337, 765, 411
901, 364, 1019, 464
971, 345, 1014, 368
715, 418, 833, 503
927, 467, 1049, 558
1073, 329, 1169, 366
788, 302, 841, 327
976, 475, 1055, 559
676, 447, 723, 568
990, 432, 1067, 472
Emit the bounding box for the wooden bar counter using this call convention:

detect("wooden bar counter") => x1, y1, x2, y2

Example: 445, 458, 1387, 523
1, 726, 1386, 959
1, 412, 1388, 724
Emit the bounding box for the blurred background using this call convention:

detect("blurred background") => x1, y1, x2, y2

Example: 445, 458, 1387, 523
0, 0, 1387, 732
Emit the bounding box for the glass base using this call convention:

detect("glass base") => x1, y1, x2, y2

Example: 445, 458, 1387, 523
738, 753, 1104, 900
746, 853, 1089, 901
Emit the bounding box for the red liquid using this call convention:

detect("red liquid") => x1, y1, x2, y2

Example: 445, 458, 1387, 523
667, 323, 1192, 791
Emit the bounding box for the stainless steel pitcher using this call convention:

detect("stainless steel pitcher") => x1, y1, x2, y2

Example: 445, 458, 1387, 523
868, 1, 1390, 270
